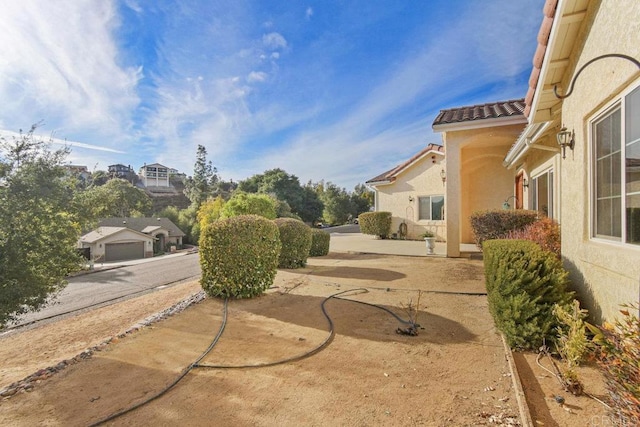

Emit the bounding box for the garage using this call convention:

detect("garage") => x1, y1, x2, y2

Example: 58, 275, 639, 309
105, 242, 145, 262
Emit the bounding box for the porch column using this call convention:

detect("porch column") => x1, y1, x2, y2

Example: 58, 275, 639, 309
445, 135, 461, 257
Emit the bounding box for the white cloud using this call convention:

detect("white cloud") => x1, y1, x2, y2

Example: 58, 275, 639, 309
306, 7, 313, 20
0, 1, 141, 139
262, 32, 287, 50
247, 71, 268, 83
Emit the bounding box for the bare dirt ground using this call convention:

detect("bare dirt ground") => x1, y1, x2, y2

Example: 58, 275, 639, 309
0, 253, 608, 426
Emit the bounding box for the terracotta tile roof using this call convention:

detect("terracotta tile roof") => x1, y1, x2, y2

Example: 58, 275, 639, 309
366, 144, 444, 184
432, 99, 526, 127
524, 0, 558, 117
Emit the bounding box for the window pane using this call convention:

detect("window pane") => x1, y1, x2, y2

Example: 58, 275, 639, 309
548, 171, 554, 219
431, 196, 444, 220
596, 197, 622, 239
418, 197, 431, 220
626, 86, 640, 145
627, 194, 640, 245
537, 173, 549, 216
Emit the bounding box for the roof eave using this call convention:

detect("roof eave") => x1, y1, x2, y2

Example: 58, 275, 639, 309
432, 115, 527, 133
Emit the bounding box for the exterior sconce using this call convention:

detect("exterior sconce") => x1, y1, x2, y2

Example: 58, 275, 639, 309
503, 196, 517, 210
523, 178, 529, 189
440, 168, 446, 184
557, 126, 575, 159
408, 196, 414, 202
554, 54, 640, 100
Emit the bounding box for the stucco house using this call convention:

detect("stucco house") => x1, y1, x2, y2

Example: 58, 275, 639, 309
432, 100, 528, 257
502, 0, 640, 322
79, 217, 185, 262
139, 163, 170, 187
366, 144, 446, 240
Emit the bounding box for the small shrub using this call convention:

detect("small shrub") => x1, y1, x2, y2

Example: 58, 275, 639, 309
507, 216, 561, 258
309, 228, 330, 257
359, 211, 391, 239
588, 304, 640, 425
554, 300, 591, 395
199, 215, 281, 298
274, 218, 312, 268
483, 239, 572, 350
470, 209, 538, 249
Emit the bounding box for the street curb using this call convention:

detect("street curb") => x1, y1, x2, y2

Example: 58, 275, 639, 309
501, 333, 534, 427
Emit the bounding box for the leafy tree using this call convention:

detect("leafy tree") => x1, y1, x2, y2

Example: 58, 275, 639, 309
238, 168, 322, 223
319, 182, 354, 225
77, 178, 152, 221
183, 145, 219, 207
351, 183, 374, 216
197, 196, 226, 230
90, 169, 109, 186
0, 126, 83, 326
221, 192, 276, 219
178, 205, 199, 244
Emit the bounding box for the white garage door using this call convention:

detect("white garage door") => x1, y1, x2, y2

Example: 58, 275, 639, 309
105, 242, 145, 262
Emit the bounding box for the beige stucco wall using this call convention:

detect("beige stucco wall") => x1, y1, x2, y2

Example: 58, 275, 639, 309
373, 156, 446, 240
558, 0, 640, 321
443, 123, 526, 256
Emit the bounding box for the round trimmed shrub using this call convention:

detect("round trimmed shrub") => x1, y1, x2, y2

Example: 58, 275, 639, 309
359, 211, 391, 239
199, 214, 281, 298
309, 228, 330, 257
274, 218, 312, 268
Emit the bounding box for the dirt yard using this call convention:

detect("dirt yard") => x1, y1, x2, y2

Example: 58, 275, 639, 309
0, 253, 608, 426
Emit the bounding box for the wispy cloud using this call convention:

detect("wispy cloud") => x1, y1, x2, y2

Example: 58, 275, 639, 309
306, 7, 314, 20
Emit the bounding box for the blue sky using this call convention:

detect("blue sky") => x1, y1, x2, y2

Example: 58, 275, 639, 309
0, 0, 543, 190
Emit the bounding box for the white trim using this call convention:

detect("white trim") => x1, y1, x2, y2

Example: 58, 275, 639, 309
503, 121, 555, 168
588, 78, 640, 247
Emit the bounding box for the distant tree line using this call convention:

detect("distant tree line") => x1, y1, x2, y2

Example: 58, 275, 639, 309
0, 131, 373, 327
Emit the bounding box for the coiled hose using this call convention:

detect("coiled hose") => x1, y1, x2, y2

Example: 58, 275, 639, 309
89, 288, 413, 426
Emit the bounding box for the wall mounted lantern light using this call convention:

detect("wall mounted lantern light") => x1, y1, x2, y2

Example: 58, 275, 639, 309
557, 126, 575, 159
553, 53, 640, 100
408, 196, 414, 202
440, 168, 446, 184
502, 195, 518, 210
523, 178, 529, 189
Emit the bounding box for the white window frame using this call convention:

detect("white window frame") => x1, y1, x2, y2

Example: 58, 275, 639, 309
589, 80, 640, 246
530, 168, 554, 219
418, 195, 445, 221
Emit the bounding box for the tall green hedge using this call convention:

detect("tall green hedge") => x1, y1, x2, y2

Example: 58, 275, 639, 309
199, 215, 281, 298
274, 218, 312, 268
359, 211, 391, 239
470, 209, 538, 249
483, 239, 572, 350
309, 228, 330, 257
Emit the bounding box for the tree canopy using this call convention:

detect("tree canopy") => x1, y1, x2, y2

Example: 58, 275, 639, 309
0, 126, 83, 326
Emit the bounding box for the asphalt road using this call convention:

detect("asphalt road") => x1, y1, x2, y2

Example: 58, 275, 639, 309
9, 253, 201, 329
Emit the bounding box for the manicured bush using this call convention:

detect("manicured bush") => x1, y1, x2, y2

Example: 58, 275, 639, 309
588, 304, 640, 424
470, 209, 538, 249
221, 191, 277, 219
274, 218, 312, 268
359, 211, 391, 239
309, 228, 330, 257
199, 215, 281, 298
483, 239, 572, 350
507, 216, 561, 258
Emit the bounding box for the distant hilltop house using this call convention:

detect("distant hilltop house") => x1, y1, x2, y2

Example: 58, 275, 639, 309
139, 163, 170, 187
108, 164, 136, 182
63, 164, 91, 181
78, 217, 186, 262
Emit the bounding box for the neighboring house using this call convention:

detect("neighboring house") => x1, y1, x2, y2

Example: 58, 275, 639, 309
78, 227, 154, 262
432, 100, 528, 257
366, 144, 446, 240
108, 164, 136, 182
64, 165, 91, 182
139, 163, 170, 187
79, 217, 186, 262
502, 0, 640, 322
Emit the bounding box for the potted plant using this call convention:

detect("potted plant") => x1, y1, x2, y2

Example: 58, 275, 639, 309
420, 231, 436, 255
